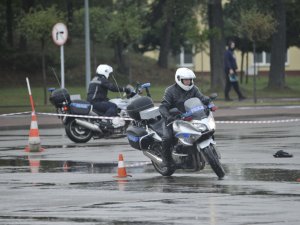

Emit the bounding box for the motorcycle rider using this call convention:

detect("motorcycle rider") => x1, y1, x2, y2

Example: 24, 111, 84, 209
87, 64, 131, 117
159, 67, 211, 167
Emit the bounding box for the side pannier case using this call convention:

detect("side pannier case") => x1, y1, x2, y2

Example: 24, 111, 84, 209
69, 100, 92, 115
126, 126, 153, 150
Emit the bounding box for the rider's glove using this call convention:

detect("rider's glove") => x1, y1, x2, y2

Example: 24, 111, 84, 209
124, 87, 132, 94
202, 96, 211, 105
166, 115, 176, 124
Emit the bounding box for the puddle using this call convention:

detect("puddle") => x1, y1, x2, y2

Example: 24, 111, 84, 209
0, 157, 117, 173
0, 142, 128, 151
0, 216, 163, 225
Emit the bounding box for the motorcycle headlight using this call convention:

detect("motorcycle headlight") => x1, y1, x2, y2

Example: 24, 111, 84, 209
192, 122, 208, 132
175, 133, 202, 146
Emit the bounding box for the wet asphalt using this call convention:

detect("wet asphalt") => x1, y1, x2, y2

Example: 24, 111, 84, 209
0, 113, 299, 225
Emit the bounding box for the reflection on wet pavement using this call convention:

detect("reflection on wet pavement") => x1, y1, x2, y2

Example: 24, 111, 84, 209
1, 153, 300, 183
0, 142, 128, 151
0, 158, 117, 173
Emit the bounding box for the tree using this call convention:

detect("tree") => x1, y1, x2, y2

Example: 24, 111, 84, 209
5, 0, 13, 47
286, 0, 300, 48
73, 7, 109, 71
18, 0, 34, 51
236, 7, 276, 103
138, 0, 202, 69
73, 1, 146, 78
18, 6, 64, 105
107, 1, 146, 77
268, 0, 286, 89
207, 0, 225, 90
223, 0, 274, 84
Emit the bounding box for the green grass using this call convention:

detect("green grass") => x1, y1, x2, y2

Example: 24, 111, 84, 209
0, 75, 299, 114
239, 75, 300, 97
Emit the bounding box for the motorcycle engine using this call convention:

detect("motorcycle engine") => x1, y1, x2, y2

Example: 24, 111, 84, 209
172, 145, 195, 169
112, 117, 126, 128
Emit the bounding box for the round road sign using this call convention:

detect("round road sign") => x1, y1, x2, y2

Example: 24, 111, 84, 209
52, 23, 68, 46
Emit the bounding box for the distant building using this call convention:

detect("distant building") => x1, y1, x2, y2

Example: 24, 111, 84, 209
145, 43, 300, 77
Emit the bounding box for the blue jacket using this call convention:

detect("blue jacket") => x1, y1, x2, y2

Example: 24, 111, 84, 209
224, 49, 237, 74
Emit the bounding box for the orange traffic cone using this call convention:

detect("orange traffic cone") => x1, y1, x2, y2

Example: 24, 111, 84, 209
114, 154, 131, 178
25, 111, 44, 152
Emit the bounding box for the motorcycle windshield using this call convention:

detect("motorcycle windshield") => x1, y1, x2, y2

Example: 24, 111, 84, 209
183, 98, 207, 120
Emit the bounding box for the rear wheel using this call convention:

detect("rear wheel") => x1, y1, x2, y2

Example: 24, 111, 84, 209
65, 119, 93, 143
202, 144, 225, 179
151, 143, 176, 176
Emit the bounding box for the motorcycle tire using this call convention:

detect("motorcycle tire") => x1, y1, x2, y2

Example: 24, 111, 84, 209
151, 143, 176, 176
65, 119, 93, 143
202, 144, 225, 179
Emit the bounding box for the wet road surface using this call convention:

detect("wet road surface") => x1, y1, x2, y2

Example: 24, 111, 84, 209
0, 115, 300, 225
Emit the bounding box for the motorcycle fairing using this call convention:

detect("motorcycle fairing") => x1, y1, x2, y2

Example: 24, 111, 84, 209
197, 138, 216, 150
183, 98, 207, 120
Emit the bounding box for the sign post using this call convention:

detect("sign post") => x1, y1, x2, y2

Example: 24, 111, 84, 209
52, 23, 68, 88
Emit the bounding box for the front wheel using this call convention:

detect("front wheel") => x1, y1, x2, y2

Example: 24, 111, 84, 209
151, 143, 176, 176
65, 119, 93, 143
202, 144, 225, 179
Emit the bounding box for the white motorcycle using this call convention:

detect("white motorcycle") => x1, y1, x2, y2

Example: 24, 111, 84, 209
126, 94, 225, 179
49, 83, 151, 143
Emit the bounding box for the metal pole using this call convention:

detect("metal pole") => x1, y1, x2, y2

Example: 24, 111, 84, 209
84, 0, 91, 91
61, 45, 65, 88
253, 42, 257, 103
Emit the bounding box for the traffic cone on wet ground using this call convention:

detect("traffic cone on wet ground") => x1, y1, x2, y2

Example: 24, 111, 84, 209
114, 154, 131, 178
25, 111, 44, 152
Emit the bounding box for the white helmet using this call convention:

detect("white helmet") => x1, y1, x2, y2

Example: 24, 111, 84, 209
175, 67, 196, 91
96, 64, 113, 78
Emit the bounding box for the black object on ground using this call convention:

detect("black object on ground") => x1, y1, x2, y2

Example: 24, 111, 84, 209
273, 150, 293, 158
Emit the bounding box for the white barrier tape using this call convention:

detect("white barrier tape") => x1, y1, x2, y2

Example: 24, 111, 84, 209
1, 111, 299, 124
36, 112, 133, 121
216, 118, 300, 124
37, 112, 299, 124
0, 111, 31, 117
126, 162, 151, 168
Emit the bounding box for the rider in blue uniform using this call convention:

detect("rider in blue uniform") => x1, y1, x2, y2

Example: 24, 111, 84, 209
87, 64, 131, 117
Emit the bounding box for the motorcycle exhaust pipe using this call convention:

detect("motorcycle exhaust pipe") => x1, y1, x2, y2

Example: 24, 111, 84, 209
75, 119, 102, 133
143, 151, 164, 166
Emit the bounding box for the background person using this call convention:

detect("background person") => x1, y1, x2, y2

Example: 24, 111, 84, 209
224, 40, 246, 101
87, 64, 131, 117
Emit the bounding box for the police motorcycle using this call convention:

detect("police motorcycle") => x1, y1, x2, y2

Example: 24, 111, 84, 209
49, 83, 151, 143
126, 94, 225, 179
